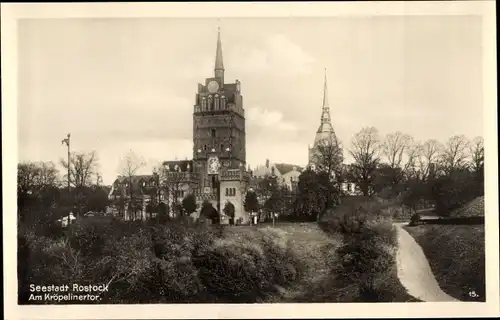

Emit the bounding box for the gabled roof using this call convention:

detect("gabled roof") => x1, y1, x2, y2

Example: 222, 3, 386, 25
275, 163, 303, 175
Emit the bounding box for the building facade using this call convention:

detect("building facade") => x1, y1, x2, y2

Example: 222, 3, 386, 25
109, 28, 252, 223
252, 160, 303, 191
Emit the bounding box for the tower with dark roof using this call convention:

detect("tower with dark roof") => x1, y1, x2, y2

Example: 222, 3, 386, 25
308, 69, 339, 165
192, 28, 250, 223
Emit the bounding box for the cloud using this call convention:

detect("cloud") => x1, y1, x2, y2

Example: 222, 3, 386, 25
181, 34, 315, 80
246, 107, 298, 132
229, 34, 315, 77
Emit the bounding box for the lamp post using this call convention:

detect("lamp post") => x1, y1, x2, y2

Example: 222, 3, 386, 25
61, 133, 72, 225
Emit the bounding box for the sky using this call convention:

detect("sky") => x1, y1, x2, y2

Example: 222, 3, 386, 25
17, 16, 484, 185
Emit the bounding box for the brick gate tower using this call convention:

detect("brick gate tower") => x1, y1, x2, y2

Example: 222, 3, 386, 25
192, 28, 251, 224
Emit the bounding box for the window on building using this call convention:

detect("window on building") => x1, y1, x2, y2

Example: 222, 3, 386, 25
215, 95, 219, 110
225, 188, 229, 196
347, 183, 351, 192
211, 129, 216, 138
220, 143, 224, 151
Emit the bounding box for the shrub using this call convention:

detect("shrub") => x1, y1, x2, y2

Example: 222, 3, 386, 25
195, 238, 270, 302
19, 216, 305, 304
318, 198, 401, 302
258, 228, 305, 286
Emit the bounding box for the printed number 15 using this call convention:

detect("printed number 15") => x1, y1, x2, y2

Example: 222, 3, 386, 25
468, 291, 479, 298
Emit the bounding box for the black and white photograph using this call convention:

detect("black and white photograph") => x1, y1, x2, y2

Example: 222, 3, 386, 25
2, 1, 499, 319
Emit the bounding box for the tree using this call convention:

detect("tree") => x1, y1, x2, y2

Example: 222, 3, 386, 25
440, 135, 471, 173
17, 161, 60, 224
348, 127, 382, 196
380, 131, 419, 187
431, 168, 481, 215
86, 186, 110, 213
311, 134, 344, 180
243, 191, 259, 214
157, 202, 170, 222
160, 164, 189, 218
469, 136, 484, 176
200, 200, 218, 223
182, 194, 197, 216
293, 168, 340, 221
60, 151, 100, 218
416, 139, 443, 181
117, 150, 146, 220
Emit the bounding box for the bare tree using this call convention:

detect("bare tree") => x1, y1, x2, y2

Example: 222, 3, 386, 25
161, 164, 189, 217
440, 135, 471, 173
17, 161, 60, 213
60, 151, 100, 218
348, 127, 382, 196
60, 151, 99, 189
469, 136, 484, 174
381, 131, 418, 184
311, 134, 344, 181
118, 150, 146, 220
415, 139, 443, 181
18, 161, 60, 195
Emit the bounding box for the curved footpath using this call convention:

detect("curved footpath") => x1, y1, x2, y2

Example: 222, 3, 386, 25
394, 223, 460, 302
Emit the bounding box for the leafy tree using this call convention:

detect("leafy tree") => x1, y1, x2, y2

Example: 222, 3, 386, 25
157, 202, 170, 222
431, 168, 482, 215
145, 202, 157, 218
243, 191, 259, 214
293, 168, 340, 221
182, 194, 197, 215
86, 186, 110, 213
200, 200, 218, 223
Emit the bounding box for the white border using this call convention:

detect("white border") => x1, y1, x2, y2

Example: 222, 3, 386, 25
2, 1, 498, 319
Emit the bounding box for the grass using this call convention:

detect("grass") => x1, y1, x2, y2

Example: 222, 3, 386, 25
224, 222, 340, 302
403, 224, 485, 301
224, 221, 420, 303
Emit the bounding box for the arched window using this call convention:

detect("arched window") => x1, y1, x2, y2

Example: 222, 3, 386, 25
220, 143, 224, 151
221, 96, 226, 109
201, 97, 206, 111
208, 95, 213, 110
214, 94, 219, 110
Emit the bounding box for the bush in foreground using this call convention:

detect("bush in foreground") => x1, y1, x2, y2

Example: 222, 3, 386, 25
317, 197, 418, 302
19, 218, 304, 304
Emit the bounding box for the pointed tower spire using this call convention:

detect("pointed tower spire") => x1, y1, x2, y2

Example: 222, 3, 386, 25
315, 68, 336, 139
214, 26, 224, 82
321, 68, 331, 124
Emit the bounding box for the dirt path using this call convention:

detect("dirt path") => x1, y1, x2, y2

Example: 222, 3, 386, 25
394, 223, 460, 302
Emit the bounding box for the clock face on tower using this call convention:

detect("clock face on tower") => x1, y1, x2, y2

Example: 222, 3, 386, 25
207, 80, 220, 94
207, 156, 220, 175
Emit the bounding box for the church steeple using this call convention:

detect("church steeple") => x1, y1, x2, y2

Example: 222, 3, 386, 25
214, 27, 224, 83
314, 68, 337, 142
320, 68, 331, 125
